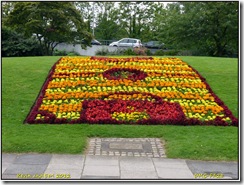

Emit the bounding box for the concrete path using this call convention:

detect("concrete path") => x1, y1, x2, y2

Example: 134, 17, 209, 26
2, 153, 238, 180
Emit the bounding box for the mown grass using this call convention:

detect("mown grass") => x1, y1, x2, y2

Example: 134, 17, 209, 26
2, 56, 239, 161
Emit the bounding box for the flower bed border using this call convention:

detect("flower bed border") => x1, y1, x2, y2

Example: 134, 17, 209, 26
24, 57, 238, 126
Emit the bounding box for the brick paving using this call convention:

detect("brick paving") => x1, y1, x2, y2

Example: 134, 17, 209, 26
86, 138, 166, 158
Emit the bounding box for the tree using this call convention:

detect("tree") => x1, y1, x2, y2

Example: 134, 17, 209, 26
201, 2, 238, 56
95, 2, 124, 40
159, 2, 238, 56
1, 2, 16, 26
2, 26, 42, 57
117, 2, 159, 40
6, 2, 92, 55
75, 2, 100, 35
140, 2, 166, 42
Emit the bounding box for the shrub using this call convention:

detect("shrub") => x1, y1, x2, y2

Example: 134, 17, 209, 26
95, 47, 109, 56
53, 49, 80, 56
177, 50, 193, 56
109, 48, 125, 55
153, 50, 165, 56
53, 49, 67, 56
2, 26, 42, 57
164, 50, 179, 56
146, 49, 153, 56
67, 51, 80, 56
133, 47, 148, 56
123, 48, 136, 55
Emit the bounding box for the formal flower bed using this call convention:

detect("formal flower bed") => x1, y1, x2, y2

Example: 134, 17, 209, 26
25, 56, 238, 126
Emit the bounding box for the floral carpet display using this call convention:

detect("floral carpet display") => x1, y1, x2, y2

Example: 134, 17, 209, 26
25, 56, 238, 126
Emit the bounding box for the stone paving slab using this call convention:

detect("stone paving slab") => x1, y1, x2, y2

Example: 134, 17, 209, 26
44, 169, 82, 179
3, 164, 48, 176
2, 154, 18, 174
42, 154, 84, 179
13, 154, 52, 165
48, 154, 84, 164
120, 170, 158, 179
186, 160, 238, 179
120, 157, 155, 172
80, 176, 120, 179
152, 158, 194, 179
47, 154, 84, 169
85, 155, 119, 166
156, 167, 195, 179
87, 138, 166, 158
82, 165, 120, 178
1, 174, 18, 179
1, 153, 238, 180
153, 158, 190, 169
2, 153, 17, 164
2, 154, 52, 179
82, 155, 120, 179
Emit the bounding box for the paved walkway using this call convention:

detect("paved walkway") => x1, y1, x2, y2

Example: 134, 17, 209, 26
2, 153, 238, 180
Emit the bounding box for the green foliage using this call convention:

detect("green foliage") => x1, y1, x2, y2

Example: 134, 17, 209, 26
160, 2, 238, 57
6, 2, 92, 55
146, 49, 152, 56
123, 48, 136, 56
95, 47, 110, 56
95, 47, 148, 56
3, 2, 238, 57
67, 52, 80, 56
95, 3, 124, 40
164, 50, 179, 56
117, 2, 162, 40
2, 56, 238, 160
53, 49, 67, 56
1, 2, 16, 26
153, 50, 165, 56
53, 49, 80, 56
2, 26, 42, 57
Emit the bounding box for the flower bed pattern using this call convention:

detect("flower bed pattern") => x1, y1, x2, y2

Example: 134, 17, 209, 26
25, 56, 238, 126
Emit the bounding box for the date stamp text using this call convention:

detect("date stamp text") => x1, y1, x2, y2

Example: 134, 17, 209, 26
194, 173, 224, 179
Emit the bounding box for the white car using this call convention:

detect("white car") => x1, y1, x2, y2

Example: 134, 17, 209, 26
109, 38, 142, 48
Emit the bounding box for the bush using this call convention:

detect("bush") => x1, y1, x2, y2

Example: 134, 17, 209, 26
133, 47, 148, 56
95, 46, 149, 56
164, 50, 179, 56
95, 47, 109, 56
153, 50, 165, 56
67, 51, 80, 56
177, 50, 193, 56
109, 48, 125, 55
53, 49, 80, 56
123, 48, 136, 55
2, 26, 42, 57
53, 49, 67, 56
146, 49, 153, 56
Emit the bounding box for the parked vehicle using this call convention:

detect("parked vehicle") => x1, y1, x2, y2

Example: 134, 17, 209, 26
91, 39, 101, 45
144, 41, 165, 49
109, 38, 142, 48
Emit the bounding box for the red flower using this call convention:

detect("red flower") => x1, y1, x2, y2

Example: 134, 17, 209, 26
81, 99, 186, 125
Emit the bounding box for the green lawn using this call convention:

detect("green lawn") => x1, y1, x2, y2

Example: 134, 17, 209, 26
2, 56, 239, 161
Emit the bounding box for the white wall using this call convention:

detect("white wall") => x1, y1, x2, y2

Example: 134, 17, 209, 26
55, 43, 119, 56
